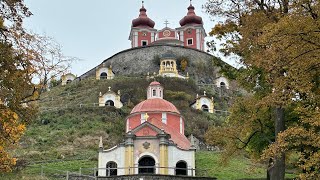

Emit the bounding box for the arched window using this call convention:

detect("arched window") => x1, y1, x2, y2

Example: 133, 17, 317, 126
106, 161, 117, 176
138, 156, 155, 174
152, 89, 156, 96
100, 72, 108, 79
201, 105, 209, 112
105, 100, 114, 107
66, 79, 72, 84
175, 161, 187, 175
220, 82, 226, 88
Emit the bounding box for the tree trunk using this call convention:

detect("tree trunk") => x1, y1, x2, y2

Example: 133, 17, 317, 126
268, 107, 285, 180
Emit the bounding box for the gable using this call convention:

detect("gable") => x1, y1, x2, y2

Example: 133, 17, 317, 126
131, 121, 163, 135
134, 126, 159, 136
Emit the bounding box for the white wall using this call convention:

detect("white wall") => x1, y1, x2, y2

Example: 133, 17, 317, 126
168, 146, 195, 176
98, 146, 125, 176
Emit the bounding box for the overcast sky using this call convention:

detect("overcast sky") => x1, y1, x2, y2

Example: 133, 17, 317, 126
24, 0, 237, 76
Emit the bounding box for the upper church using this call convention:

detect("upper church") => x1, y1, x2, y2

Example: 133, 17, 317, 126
129, 1, 206, 51
77, 1, 232, 90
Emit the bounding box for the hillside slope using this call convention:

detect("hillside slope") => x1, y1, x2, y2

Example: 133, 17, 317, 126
14, 77, 229, 164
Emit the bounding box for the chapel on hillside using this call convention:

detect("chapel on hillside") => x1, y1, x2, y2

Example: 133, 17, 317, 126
98, 81, 195, 176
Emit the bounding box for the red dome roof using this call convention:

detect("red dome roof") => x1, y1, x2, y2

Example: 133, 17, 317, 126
132, 5, 155, 28
131, 98, 180, 114
179, 4, 203, 26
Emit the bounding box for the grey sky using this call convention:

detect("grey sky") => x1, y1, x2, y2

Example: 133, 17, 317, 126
24, 0, 234, 76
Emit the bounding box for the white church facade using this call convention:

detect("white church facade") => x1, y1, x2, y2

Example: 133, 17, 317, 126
98, 82, 196, 177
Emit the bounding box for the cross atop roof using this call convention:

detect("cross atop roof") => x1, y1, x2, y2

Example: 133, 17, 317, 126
164, 20, 170, 27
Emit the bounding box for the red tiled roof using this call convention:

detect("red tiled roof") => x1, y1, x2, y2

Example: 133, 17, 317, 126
148, 118, 191, 149
131, 98, 180, 114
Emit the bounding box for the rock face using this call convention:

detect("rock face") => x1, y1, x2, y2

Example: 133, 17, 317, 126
79, 45, 227, 84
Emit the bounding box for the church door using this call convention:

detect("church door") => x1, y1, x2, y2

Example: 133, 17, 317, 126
201, 105, 209, 112
105, 100, 114, 107
100, 72, 108, 79
138, 156, 155, 174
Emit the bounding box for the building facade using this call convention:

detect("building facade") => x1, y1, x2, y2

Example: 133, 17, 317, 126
98, 82, 195, 177
129, 2, 206, 51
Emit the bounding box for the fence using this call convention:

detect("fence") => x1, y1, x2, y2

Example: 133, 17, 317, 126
24, 165, 210, 180
29, 165, 96, 180
79, 166, 209, 178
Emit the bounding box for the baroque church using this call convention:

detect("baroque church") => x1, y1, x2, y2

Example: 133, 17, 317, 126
63, 1, 234, 178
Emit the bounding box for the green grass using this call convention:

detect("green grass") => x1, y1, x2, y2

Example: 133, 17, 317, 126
196, 151, 266, 180
0, 159, 96, 180
196, 151, 297, 180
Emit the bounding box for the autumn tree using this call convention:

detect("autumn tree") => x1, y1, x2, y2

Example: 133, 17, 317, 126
204, 0, 319, 179
0, 1, 74, 171
0, 0, 34, 172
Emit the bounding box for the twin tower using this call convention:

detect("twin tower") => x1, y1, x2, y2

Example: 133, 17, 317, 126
129, 2, 206, 51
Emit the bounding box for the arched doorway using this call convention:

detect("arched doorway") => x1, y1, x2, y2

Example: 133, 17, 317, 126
201, 105, 209, 112
100, 72, 108, 79
106, 161, 117, 176
66, 79, 72, 84
220, 82, 226, 88
105, 100, 114, 107
138, 156, 155, 174
175, 161, 187, 175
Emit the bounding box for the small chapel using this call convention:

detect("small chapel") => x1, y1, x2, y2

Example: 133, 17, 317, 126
98, 81, 195, 176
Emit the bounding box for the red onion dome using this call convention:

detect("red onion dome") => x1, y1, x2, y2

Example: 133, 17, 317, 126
132, 5, 155, 28
179, 4, 203, 26
131, 98, 180, 114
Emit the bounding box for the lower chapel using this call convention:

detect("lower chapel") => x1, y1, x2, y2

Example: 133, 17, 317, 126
59, 2, 236, 178
98, 82, 196, 176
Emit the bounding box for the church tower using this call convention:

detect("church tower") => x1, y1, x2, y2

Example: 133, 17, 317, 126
176, 1, 206, 51
129, 2, 157, 48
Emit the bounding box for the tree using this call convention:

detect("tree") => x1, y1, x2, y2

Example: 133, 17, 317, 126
204, 0, 319, 179
0, 1, 74, 172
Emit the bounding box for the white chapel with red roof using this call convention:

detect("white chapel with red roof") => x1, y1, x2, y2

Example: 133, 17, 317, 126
98, 81, 195, 176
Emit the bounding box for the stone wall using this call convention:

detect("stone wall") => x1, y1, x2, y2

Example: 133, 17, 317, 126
97, 174, 217, 180
69, 174, 216, 180
79, 45, 228, 84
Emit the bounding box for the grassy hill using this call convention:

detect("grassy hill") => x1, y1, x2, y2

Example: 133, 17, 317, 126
1, 76, 280, 179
